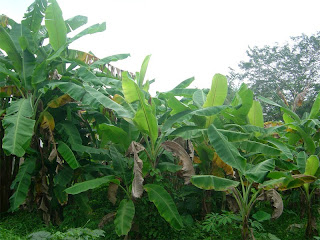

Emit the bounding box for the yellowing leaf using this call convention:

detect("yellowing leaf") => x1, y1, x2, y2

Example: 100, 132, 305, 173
48, 94, 72, 108
213, 152, 234, 177
41, 111, 55, 131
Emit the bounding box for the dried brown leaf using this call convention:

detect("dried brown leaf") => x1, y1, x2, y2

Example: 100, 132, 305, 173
162, 141, 195, 184
108, 182, 118, 205
127, 142, 144, 198
257, 189, 283, 219
98, 212, 116, 229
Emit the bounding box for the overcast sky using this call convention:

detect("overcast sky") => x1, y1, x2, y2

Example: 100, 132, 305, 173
4, 0, 320, 94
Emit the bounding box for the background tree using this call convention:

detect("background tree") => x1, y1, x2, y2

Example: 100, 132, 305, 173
228, 32, 320, 121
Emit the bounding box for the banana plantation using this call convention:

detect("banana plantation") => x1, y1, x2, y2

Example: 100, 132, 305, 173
1, 0, 320, 240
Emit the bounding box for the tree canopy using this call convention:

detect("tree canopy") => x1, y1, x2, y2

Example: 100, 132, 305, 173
228, 32, 320, 120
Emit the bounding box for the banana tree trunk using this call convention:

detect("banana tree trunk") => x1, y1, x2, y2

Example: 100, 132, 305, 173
305, 198, 318, 239
241, 215, 250, 240
0, 121, 15, 212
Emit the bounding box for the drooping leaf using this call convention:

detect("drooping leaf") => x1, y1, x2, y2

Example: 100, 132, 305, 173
257, 189, 283, 219
108, 182, 119, 205
191, 175, 239, 191
212, 152, 234, 176
144, 184, 184, 230
114, 199, 135, 236
128, 142, 144, 198
9, 157, 36, 211
65, 176, 115, 195
54, 185, 68, 206
47, 94, 72, 108
45, 0, 67, 51
162, 141, 195, 184
57, 141, 80, 169
2, 98, 35, 157
40, 111, 55, 131
208, 124, 246, 173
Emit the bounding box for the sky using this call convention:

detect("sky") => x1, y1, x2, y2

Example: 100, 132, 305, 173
3, 0, 320, 94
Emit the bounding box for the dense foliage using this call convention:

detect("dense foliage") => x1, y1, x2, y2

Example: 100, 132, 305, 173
1, 1, 320, 240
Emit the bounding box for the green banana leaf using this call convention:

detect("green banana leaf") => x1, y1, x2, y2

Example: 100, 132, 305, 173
162, 106, 227, 132
9, 157, 36, 212
48, 82, 133, 118
191, 175, 239, 191
157, 162, 182, 173
45, 0, 67, 51
172, 76, 195, 90
53, 166, 74, 187
114, 199, 135, 236
56, 121, 82, 145
65, 175, 115, 195
304, 155, 319, 176
248, 101, 264, 127
109, 146, 132, 186
245, 159, 275, 183
144, 184, 184, 230
138, 55, 151, 87
258, 96, 300, 122
296, 151, 307, 173
57, 141, 80, 169
193, 89, 206, 108
65, 15, 88, 33
237, 141, 281, 156
0, 26, 22, 72
167, 94, 190, 115
2, 98, 35, 157
98, 123, 130, 148
90, 54, 130, 69
69, 22, 106, 43
22, 0, 47, 33
208, 124, 246, 173
309, 92, 320, 119
294, 125, 315, 154
266, 137, 293, 160
203, 74, 228, 126
122, 71, 158, 144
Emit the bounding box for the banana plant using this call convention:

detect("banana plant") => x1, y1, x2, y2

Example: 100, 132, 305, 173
0, 0, 130, 220
166, 77, 289, 239
259, 93, 320, 238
